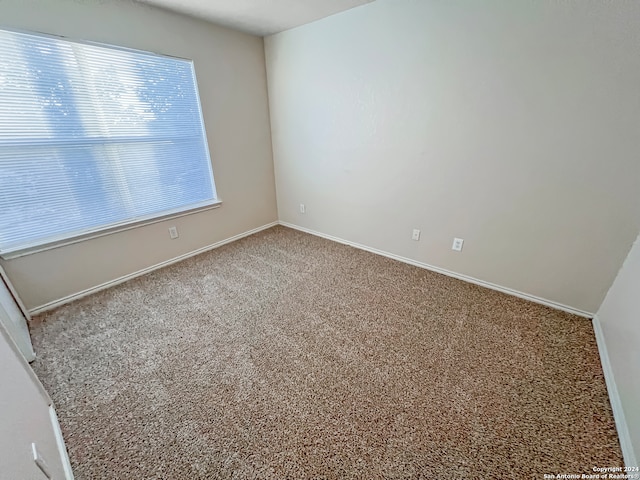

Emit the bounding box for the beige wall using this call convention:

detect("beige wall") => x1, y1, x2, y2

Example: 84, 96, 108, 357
0, 0, 277, 310
265, 0, 640, 313
0, 324, 70, 479
597, 234, 640, 466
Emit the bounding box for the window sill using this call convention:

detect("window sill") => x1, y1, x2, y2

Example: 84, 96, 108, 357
1, 200, 222, 260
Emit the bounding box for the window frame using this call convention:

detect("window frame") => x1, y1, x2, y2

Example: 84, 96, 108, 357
0, 27, 221, 260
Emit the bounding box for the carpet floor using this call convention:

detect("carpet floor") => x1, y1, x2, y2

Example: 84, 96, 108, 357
30, 226, 622, 479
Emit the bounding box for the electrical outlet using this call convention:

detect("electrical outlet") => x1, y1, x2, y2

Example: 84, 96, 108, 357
32, 443, 52, 479
169, 226, 179, 239
299, 204, 306, 214
452, 237, 464, 252
412, 229, 421, 241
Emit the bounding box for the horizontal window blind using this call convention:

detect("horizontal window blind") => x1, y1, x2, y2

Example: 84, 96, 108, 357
0, 29, 217, 254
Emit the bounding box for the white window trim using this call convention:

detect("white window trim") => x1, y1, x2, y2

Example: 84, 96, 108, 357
0, 199, 222, 260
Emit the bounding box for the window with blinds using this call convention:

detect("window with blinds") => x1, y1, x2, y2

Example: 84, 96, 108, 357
0, 28, 217, 256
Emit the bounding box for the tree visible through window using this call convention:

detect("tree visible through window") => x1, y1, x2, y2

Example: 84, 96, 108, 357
0, 28, 217, 255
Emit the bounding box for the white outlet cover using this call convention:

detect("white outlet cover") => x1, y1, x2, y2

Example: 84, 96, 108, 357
452, 237, 464, 251
412, 229, 421, 241
32, 443, 52, 479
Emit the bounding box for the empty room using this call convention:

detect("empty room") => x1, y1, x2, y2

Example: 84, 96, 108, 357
1, 0, 639, 478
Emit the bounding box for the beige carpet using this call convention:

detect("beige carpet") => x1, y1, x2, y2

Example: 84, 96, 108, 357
30, 226, 622, 479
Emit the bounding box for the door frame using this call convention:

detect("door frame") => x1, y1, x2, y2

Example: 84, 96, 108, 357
0, 264, 35, 361
0, 265, 31, 321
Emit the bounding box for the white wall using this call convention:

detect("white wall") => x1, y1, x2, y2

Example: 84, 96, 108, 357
0, 0, 277, 310
596, 233, 640, 466
265, 0, 640, 313
0, 324, 72, 479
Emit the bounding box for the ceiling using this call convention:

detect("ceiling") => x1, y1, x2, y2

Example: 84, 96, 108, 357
138, 0, 375, 37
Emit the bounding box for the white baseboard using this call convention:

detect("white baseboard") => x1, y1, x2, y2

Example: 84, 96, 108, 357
592, 316, 637, 468
279, 221, 594, 318
29, 222, 279, 315
31, 219, 594, 318
49, 405, 74, 480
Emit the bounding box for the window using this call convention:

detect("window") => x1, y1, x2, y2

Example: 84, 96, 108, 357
0, 29, 218, 256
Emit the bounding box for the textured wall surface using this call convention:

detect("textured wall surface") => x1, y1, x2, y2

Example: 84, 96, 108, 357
0, 0, 277, 310
265, 0, 640, 313
597, 234, 640, 465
